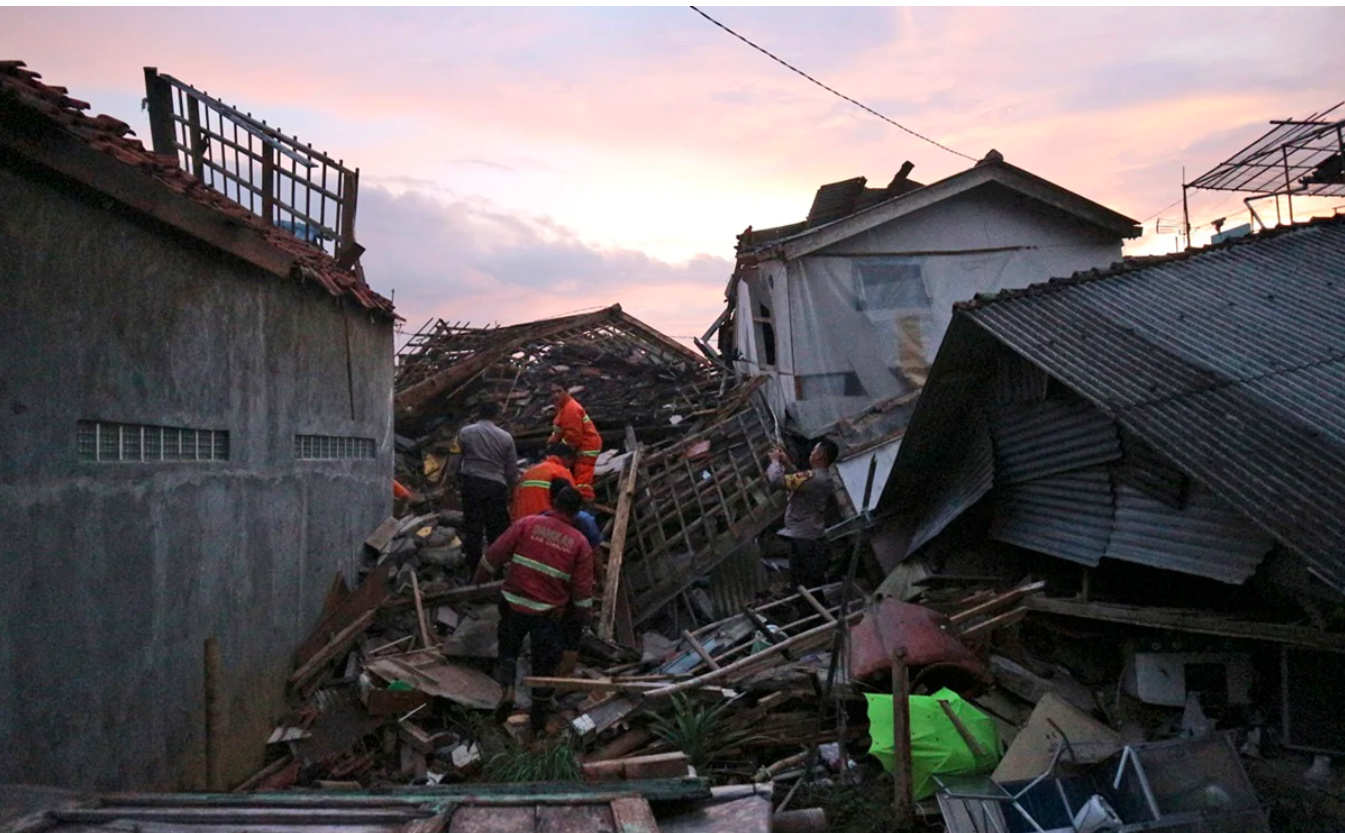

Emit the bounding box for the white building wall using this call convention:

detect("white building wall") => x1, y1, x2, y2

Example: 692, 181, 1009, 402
761, 185, 1124, 435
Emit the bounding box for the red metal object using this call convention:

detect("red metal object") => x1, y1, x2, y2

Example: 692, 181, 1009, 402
847, 596, 989, 686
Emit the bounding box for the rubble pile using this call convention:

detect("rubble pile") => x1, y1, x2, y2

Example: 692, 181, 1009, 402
392, 305, 732, 499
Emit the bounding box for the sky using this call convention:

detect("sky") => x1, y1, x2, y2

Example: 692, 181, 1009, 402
3, 7, 1344, 345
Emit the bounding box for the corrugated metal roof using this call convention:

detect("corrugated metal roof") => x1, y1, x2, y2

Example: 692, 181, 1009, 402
1109, 484, 1271, 584
991, 397, 1121, 485
990, 466, 1114, 566
963, 216, 1345, 589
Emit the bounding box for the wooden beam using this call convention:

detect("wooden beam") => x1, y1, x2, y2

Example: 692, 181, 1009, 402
681, 629, 721, 671
1026, 596, 1345, 653
600, 442, 642, 641
796, 585, 836, 624
411, 572, 433, 650
948, 581, 1046, 626
288, 608, 377, 691
891, 649, 914, 830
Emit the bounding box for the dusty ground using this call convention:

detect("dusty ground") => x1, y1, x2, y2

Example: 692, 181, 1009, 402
1246, 756, 1345, 833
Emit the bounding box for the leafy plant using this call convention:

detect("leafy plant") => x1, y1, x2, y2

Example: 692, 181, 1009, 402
647, 693, 764, 771
480, 728, 582, 783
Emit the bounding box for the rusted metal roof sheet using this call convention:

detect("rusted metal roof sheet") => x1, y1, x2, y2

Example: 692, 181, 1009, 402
963, 215, 1345, 589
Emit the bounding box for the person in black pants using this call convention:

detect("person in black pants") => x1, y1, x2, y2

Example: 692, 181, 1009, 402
448, 401, 518, 572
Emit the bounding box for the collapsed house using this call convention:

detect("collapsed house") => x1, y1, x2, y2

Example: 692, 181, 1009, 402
710, 153, 1141, 439
391, 305, 844, 635
0, 62, 394, 790
875, 214, 1345, 592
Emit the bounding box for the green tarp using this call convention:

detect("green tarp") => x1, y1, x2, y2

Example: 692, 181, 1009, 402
864, 687, 1001, 800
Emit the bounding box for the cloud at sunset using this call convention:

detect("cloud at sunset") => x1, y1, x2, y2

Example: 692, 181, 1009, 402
2, 7, 1342, 333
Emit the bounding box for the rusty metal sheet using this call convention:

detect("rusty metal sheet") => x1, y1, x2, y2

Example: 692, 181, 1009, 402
847, 597, 988, 684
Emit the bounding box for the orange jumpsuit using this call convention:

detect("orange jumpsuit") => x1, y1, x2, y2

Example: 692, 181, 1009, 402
511, 456, 576, 521
548, 393, 602, 500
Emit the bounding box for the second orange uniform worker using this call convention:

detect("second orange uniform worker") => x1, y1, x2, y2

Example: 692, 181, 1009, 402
547, 384, 601, 501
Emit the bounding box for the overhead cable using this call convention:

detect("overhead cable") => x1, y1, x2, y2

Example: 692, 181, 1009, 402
689, 6, 976, 162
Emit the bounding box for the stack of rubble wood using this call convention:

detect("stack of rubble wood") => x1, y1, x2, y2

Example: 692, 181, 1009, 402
241, 522, 1040, 797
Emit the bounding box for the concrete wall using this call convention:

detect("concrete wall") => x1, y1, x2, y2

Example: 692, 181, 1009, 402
0, 163, 394, 790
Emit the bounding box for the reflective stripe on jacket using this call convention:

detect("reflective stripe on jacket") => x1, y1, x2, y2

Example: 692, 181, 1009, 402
484, 512, 594, 615
548, 395, 602, 454
510, 457, 576, 521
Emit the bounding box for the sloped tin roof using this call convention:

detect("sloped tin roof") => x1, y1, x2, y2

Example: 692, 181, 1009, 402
961, 215, 1345, 589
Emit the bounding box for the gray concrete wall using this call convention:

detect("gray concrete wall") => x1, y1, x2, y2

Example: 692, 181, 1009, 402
0, 163, 394, 790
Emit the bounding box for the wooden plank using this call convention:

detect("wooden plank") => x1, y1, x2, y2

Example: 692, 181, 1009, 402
411, 572, 433, 650
295, 562, 391, 666
387, 580, 502, 612
1026, 596, 1345, 652
937, 699, 988, 760
600, 444, 642, 641
609, 797, 660, 833
796, 585, 836, 623
366, 655, 502, 710
680, 630, 721, 671
288, 608, 378, 691
643, 611, 863, 699
365, 516, 401, 553
957, 607, 1025, 640
948, 581, 1046, 626
525, 677, 661, 694
891, 650, 914, 830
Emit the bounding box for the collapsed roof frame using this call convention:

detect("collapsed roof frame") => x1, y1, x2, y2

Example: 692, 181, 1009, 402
1185, 101, 1345, 232
394, 304, 714, 423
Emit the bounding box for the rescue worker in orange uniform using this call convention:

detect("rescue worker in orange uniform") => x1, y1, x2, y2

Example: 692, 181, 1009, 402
547, 383, 602, 501
510, 443, 577, 521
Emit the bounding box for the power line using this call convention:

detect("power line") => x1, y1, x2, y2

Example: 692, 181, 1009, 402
689, 6, 976, 162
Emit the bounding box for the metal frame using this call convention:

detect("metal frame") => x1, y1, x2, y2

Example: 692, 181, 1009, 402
143, 67, 360, 260
1185, 101, 1345, 233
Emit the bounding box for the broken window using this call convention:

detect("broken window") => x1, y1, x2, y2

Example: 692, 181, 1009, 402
797, 372, 865, 400
753, 303, 777, 367
853, 259, 927, 312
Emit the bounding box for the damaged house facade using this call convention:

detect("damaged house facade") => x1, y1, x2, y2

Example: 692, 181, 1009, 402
0, 63, 395, 789
717, 153, 1140, 437
877, 215, 1345, 598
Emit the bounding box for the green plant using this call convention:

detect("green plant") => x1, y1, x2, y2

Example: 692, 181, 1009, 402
480, 729, 582, 783
647, 694, 764, 771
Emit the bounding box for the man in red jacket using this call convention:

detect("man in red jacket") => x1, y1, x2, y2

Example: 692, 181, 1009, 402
475, 485, 594, 734
547, 384, 602, 501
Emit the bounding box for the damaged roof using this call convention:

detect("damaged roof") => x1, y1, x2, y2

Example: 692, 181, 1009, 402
892, 214, 1345, 590
740, 152, 1140, 261
0, 60, 395, 317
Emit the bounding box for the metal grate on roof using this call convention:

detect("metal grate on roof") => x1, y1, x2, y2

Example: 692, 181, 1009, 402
1188, 101, 1345, 198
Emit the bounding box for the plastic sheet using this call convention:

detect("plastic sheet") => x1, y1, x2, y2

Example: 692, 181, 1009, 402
865, 687, 1000, 800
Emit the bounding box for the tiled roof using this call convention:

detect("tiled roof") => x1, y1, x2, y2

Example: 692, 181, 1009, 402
961, 214, 1345, 589
0, 60, 395, 317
